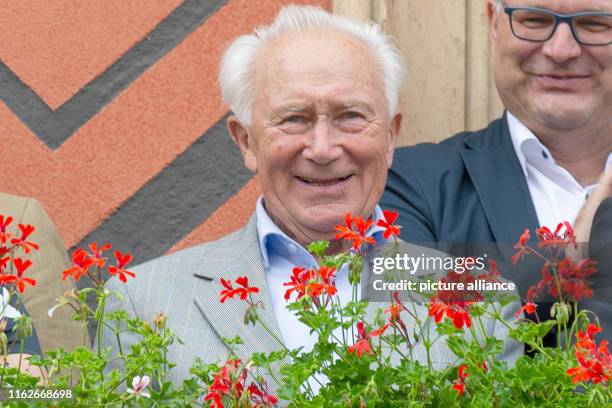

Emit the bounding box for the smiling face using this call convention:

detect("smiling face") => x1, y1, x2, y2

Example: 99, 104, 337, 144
228, 30, 401, 249
488, 0, 612, 132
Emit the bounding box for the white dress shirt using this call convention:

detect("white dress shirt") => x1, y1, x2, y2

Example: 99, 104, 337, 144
507, 111, 612, 228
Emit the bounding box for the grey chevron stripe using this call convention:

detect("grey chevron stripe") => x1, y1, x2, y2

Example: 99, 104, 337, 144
0, 0, 228, 150
72, 114, 252, 267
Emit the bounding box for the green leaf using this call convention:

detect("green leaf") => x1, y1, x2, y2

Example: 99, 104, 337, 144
307, 240, 329, 258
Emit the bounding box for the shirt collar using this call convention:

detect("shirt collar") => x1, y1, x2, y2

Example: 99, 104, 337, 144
507, 111, 555, 178
255, 196, 387, 270
507, 111, 612, 184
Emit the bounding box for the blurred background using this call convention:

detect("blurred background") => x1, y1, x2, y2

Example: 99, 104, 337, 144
0, 0, 503, 266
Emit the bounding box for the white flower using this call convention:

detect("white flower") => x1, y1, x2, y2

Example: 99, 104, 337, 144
127, 375, 151, 398
0, 288, 22, 320
47, 304, 61, 318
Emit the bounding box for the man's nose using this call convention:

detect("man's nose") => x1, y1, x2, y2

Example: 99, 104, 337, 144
542, 22, 582, 63
302, 120, 343, 164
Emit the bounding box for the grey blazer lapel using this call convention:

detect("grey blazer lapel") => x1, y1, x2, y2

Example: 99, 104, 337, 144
192, 216, 285, 361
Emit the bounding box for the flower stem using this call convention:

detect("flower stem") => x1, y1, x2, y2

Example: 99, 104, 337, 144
97, 299, 106, 356
255, 315, 288, 352
17, 338, 24, 380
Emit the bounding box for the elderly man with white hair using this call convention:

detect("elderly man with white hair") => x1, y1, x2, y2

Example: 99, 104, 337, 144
100, 5, 521, 392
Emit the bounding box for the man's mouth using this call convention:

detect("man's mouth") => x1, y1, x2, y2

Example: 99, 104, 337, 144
540, 73, 589, 80
533, 72, 591, 90
296, 174, 353, 186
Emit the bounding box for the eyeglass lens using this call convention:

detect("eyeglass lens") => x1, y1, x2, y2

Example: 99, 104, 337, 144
510, 9, 612, 45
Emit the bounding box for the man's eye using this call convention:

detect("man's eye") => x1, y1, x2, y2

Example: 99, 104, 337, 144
522, 17, 552, 27
340, 111, 362, 120
577, 18, 612, 32
285, 115, 305, 123
279, 115, 309, 134
515, 12, 554, 28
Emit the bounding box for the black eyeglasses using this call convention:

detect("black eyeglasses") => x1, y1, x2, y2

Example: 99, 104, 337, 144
503, 5, 612, 46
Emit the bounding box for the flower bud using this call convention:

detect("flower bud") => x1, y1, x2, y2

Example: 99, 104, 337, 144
373, 308, 385, 329
153, 312, 167, 330
65, 288, 79, 301
244, 305, 258, 326
0, 331, 7, 355
364, 377, 379, 399
349, 257, 362, 285
550, 302, 570, 325
14, 315, 33, 339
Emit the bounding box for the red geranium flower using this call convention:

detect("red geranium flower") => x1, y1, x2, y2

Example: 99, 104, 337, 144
247, 383, 279, 406
0, 215, 13, 244
348, 320, 390, 357
203, 359, 277, 407
511, 228, 531, 264
308, 266, 338, 298
283, 267, 312, 301
219, 276, 259, 303
10, 224, 39, 254
0, 256, 9, 276
349, 321, 372, 356
335, 214, 359, 241
234, 276, 260, 300
335, 213, 375, 251
317, 265, 336, 285
88, 242, 112, 268
537, 221, 576, 250
427, 268, 490, 330
385, 302, 401, 323
4, 257, 37, 293
384, 292, 411, 339
283, 266, 337, 302
452, 364, 469, 396
204, 359, 242, 407
515, 302, 537, 319
567, 324, 611, 385
108, 251, 136, 283
219, 278, 236, 303
526, 257, 597, 303
429, 300, 472, 329
452, 381, 465, 396
376, 209, 401, 239
63, 248, 95, 281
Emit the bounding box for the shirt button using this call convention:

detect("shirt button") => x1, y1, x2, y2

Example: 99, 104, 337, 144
541, 150, 548, 159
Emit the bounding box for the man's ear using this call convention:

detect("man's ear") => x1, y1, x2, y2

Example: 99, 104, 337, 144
227, 115, 258, 173
386, 112, 402, 168
487, 0, 500, 55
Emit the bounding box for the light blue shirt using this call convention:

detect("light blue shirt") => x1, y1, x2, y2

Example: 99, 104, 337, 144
255, 197, 386, 353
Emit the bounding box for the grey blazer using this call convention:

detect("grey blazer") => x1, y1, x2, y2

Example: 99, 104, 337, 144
99, 215, 522, 387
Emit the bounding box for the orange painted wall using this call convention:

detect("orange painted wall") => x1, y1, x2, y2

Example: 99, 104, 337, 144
1, 0, 329, 262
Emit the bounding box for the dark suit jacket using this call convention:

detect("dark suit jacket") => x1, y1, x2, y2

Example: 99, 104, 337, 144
588, 197, 612, 335
381, 114, 609, 340
590, 197, 612, 259
382, 114, 540, 290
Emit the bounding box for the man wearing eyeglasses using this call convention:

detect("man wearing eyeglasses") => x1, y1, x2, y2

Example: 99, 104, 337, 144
382, 0, 611, 341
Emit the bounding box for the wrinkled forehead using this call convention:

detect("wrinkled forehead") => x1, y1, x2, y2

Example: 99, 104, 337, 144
253, 29, 385, 92
502, 0, 612, 13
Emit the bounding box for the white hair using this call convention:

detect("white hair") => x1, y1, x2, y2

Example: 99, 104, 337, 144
219, 5, 406, 125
